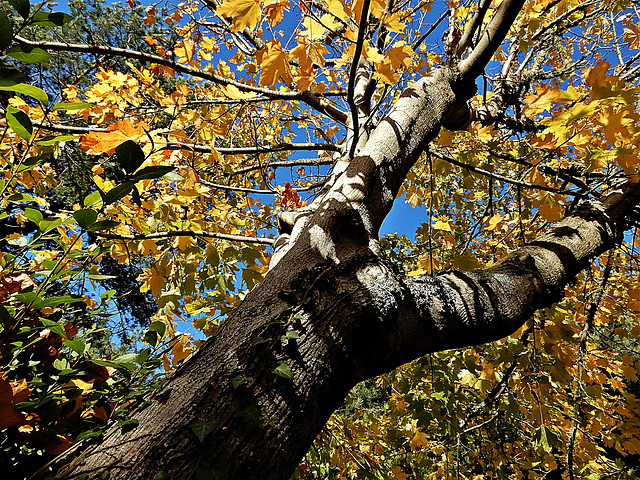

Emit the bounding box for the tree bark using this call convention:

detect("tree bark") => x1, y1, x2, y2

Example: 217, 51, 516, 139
52, 2, 640, 476
54, 59, 640, 479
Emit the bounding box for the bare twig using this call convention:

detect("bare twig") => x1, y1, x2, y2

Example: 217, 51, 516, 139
97, 230, 275, 245
13, 36, 348, 124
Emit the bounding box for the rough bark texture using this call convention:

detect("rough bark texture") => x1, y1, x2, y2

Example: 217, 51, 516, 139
57, 67, 640, 480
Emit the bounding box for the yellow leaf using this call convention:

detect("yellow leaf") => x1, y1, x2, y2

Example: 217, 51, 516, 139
409, 431, 429, 450
327, 0, 349, 19
537, 202, 563, 222
384, 12, 405, 33
388, 43, 412, 70
80, 119, 148, 155
432, 220, 452, 231
453, 253, 481, 272
175, 235, 193, 251
291, 37, 328, 72
485, 213, 502, 231
216, 0, 261, 32
68, 378, 94, 395
262, 0, 289, 25
0, 378, 31, 429
175, 39, 195, 64
137, 267, 166, 296
458, 369, 477, 385
259, 40, 292, 86
300, 16, 328, 41
171, 334, 195, 366
391, 466, 409, 480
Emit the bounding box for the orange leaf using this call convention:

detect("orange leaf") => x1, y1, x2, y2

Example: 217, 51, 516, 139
80, 119, 148, 155
0, 377, 31, 429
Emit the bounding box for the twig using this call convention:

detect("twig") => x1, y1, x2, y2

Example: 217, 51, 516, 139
97, 230, 274, 245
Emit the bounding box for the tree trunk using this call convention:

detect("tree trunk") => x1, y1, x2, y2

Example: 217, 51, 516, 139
57, 68, 640, 480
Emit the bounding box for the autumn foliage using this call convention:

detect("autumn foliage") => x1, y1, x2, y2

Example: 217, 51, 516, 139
2, 0, 640, 478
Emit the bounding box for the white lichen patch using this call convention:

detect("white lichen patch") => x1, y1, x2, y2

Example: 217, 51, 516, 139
356, 264, 400, 319
309, 224, 338, 263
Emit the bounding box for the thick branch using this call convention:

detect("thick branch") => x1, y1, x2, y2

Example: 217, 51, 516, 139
459, 0, 527, 79
388, 182, 640, 368
347, 0, 371, 159
456, 0, 492, 56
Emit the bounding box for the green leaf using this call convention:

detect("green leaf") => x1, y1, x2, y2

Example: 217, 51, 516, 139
64, 339, 86, 355
86, 219, 120, 232
86, 274, 115, 280
251, 336, 272, 345
74, 427, 104, 443
24, 207, 43, 224
91, 359, 119, 368
36, 134, 78, 146
53, 357, 70, 371
131, 185, 141, 207
52, 101, 91, 111
0, 68, 29, 87
5, 192, 32, 203
272, 361, 293, 379
7, 0, 30, 19
235, 405, 260, 423
149, 321, 167, 337
132, 165, 175, 181
73, 209, 98, 229
17, 153, 50, 172
281, 330, 299, 340
0, 83, 48, 104
6, 106, 32, 141
136, 348, 151, 364
83, 190, 102, 207
154, 473, 170, 480
115, 140, 145, 174
38, 217, 62, 233
100, 182, 135, 205
0, 12, 14, 51
39, 295, 81, 309
31, 11, 73, 26
114, 353, 137, 363
189, 419, 220, 443
144, 330, 158, 347
6, 45, 52, 63
164, 171, 184, 181
533, 425, 560, 453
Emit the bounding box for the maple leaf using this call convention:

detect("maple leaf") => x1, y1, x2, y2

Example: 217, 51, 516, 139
290, 37, 328, 72
259, 40, 293, 86
80, 119, 149, 155
262, 0, 289, 25
0, 378, 31, 429
409, 431, 429, 450
171, 334, 195, 366
432, 220, 452, 231
137, 266, 166, 296
216, 0, 261, 32
175, 39, 196, 64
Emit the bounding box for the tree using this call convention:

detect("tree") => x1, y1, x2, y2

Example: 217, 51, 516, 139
2, 0, 640, 479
